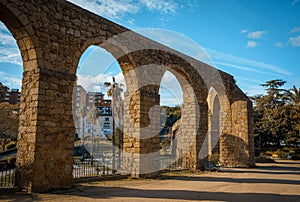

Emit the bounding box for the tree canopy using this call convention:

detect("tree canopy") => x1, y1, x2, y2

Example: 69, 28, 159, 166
252, 80, 299, 149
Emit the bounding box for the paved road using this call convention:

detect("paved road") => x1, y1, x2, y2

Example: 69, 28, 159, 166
1, 160, 300, 202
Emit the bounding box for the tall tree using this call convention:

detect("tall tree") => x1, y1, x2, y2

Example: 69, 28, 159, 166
253, 80, 300, 149
285, 85, 300, 105
260, 79, 286, 109
104, 77, 124, 171
283, 85, 300, 147
254, 80, 287, 148
104, 77, 124, 127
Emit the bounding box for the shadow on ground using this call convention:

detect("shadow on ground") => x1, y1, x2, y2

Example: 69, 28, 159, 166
1, 185, 300, 202
1, 161, 300, 202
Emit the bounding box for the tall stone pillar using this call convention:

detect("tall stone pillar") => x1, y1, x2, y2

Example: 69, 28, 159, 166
122, 86, 161, 177
16, 68, 76, 192
220, 100, 255, 167
176, 97, 208, 171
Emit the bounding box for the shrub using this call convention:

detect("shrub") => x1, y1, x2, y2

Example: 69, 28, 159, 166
210, 153, 219, 165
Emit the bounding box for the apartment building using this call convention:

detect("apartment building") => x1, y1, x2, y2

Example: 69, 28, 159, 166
0, 82, 21, 105
74, 85, 113, 139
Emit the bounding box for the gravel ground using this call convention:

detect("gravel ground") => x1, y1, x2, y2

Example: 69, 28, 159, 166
1, 160, 300, 202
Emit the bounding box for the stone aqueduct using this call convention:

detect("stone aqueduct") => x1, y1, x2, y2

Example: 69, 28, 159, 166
0, 0, 255, 192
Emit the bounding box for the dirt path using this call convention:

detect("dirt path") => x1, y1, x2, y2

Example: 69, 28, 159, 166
1, 160, 300, 202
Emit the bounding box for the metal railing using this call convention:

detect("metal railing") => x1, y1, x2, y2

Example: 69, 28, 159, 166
73, 156, 115, 179
0, 155, 182, 190
0, 167, 15, 188
160, 156, 182, 171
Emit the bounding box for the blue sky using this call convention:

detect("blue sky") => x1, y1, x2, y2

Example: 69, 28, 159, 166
0, 0, 299, 106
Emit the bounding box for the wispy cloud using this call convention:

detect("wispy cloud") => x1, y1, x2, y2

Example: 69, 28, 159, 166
290, 26, 300, 33
77, 70, 183, 106
240, 29, 248, 34
0, 71, 22, 90
0, 22, 22, 65
140, 0, 178, 14
214, 62, 280, 76
242, 85, 266, 96
292, 0, 299, 6
207, 48, 292, 76
77, 72, 125, 94
137, 28, 215, 66
234, 76, 263, 84
247, 30, 268, 39
274, 41, 284, 47
246, 40, 257, 48
289, 36, 300, 47
160, 71, 183, 106
67, 0, 178, 20
68, 0, 139, 19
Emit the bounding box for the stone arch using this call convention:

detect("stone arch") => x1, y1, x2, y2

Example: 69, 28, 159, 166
116, 48, 209, 173
1, 0, 254, 192
206, 83, 230, 164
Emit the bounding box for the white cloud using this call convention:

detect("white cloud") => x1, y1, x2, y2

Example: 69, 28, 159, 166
140, 0, 178, 14
290, 26, 300, 33
289, 36, 300, 47
160, 74, 183, 106
77, 70, 183, 106
240, 29, 248, 34
68, 0, 139, 19
0, 71, 22, 90
68, 0, 178, 20
242, 85, 265, 96
274, 41, 284, 47
246, 40, 257, 48
0, 22, 22, 65
77, 72, 125, 96
247, 30, 268, 39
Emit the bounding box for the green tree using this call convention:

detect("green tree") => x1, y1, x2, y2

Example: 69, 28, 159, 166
161, 105, 181, 128
283, 85, 300, 147
252, 80, 300, 150
0, 103, 19, 151
284, 85, 300, 105
253, 80, 286, 148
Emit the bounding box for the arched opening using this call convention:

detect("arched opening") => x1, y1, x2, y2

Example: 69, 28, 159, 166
159, 70, 182, 170
207, 88, 221, 162
0, 21, 22, 159
207, 85, 230, 166
73, 45, 126, 178
157, 66, 201, 171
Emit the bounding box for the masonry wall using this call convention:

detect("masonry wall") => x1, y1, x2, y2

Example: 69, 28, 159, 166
1, 0, 254, 192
